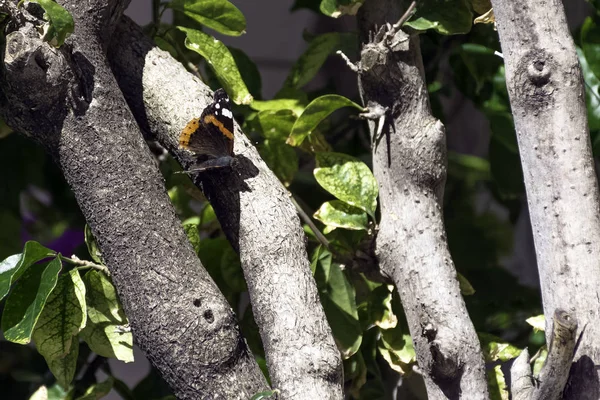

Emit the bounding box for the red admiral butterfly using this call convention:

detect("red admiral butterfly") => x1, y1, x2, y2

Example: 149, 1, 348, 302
179, 89, 235, 173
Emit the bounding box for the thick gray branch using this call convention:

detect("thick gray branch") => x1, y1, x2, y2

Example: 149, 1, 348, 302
107, 17, 343, 399
491, 1, 600, 397
0, 1, 267, 398
356, 1, 489, 399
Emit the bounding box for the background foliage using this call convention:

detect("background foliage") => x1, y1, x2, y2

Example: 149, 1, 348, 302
1, 0, 596, 399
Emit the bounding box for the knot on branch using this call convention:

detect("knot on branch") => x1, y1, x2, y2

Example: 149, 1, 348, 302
512, 49, 556, 113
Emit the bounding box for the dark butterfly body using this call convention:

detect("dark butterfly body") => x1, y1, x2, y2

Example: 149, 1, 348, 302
179, 89, 235, 173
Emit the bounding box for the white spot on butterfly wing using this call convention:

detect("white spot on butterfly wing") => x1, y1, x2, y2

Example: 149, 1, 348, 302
215, 103, 220, 109
222, 108, 233, 119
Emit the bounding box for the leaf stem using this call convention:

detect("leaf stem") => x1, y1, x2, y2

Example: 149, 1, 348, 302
60, 254, 110, 275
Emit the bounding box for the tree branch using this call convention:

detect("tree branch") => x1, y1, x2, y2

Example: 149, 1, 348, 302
107, 17, 343, 399
0, 1, 267, 398
491, 0, 600, 397
356, 1, 489, 398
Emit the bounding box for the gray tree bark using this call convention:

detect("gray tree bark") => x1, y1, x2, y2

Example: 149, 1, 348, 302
355, 1, 489, 399
107, 17, 343, 400
0, 1, 268, 398
491, 0, 600, 398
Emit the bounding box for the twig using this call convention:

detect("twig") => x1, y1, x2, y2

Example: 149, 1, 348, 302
60, 254, 110, 275
392, 1, 417, 30
290, 194, 330, 249
336, 50, 359, 72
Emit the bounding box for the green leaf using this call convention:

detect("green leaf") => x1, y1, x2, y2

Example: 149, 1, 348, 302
251, 98, 306, 117
178, 27, 253, 104
47, 337, 78, 389
478, 333, 522, 362
84, 224, 103, 265
169, 0, 246, 36
257, 110, 297, 141
229, 47, 262, 99
287, 95, 363, 146
250, 389, 279, 400
378, 326, 416, 374
314, 200, 368, 231
284, 32, 357, 89
312, 246, 362, 358
581, 17, 600, 80
314, 152, 378, 218
488, 365, 509, 400
221, 245, 246, 292
577, 47, 600, 134
80, 270, 133, 363
344, 352, 368, 398
532, 346, 547, 377
2, 256, 62, 344
29, 0, 74, 47
258, 139, 298, 186
405, 0, 473, 35
75, 376, 114, 400
366, 284, 398, 330
182, 222, 201, 255
0, 241, 56, 301
457, 272, 475, 295
320, 0, 363, 17
33, 270, 86, 365
526, 314, 545, 332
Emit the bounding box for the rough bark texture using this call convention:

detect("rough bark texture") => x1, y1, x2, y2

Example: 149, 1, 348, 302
356, 1, 489, 399
107, 17, 343, 399
0, 1, 268, 398
491, 1, 600, 398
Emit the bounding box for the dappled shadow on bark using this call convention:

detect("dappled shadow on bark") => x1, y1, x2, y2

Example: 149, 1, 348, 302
563, 356, 600, 400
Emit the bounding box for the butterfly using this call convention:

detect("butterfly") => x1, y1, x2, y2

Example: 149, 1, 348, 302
178, 89, 235, 173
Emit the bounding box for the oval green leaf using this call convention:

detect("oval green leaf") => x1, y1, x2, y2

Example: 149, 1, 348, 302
526, 314, 545, 332
178, 26, 253, 104
257, 110, 296, 141
258, 139, 298, 186
288, 95, 363, 146
169, 0, 246, 36
0, 241, 56, 301
284, 32, 357, 89
84, 224, 103, 265
405, 0, 473, 35
33, 270, 86, 363
314, 200, 368, 231
29, 0, 74, 47
2, 256, 62, 344
47, 336, 79, 389
314, 152, 378, 218
80, 270, 133, 363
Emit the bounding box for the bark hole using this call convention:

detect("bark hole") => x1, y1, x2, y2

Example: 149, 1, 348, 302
203, 309, 214, 323
193, 298, 201, 307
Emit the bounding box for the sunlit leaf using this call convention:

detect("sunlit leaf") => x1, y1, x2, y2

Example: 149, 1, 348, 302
84, 224, 103, 265
287, 95, 363, 146
320, 0, 364, 17
314, 152, 378, 218
314, 200, 368, 231
479, 333, 522, 362
0, 241, 56, 301
2, 256, 62, 344
367, 285, 397, 329
29, 0, 74, 47
182, 222, 201, 255
80, 270, 133, 363
75, 376, 114, 400
178, 27, 253, 104
47, 335, 78, 389
168, 0, 246, 36
526, 314, 545, 332
488, 365, 509, 400
250, 389, 279, 400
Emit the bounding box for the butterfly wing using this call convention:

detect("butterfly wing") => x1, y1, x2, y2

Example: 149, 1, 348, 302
179, 89, 234, 160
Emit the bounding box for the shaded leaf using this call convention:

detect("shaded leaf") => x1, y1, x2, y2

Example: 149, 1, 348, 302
33, 270, 86, 364
320, 0, 363, 17
258, 139, 298, 186
229, 47, 262, 99
405, 0, 473, 35
0, 241, 56, 301
84, 224, 103, 265
314, 152, 378, 218
457, 272, 475, 295
479, 333, 521, 362
313, 200, 368, 231
47, 335, 78, 389
178, 27, 252, 104
75, 376, 114, 400
367, 285, 398, 330
250, 389, 279, 400
577, 47, 600, 136
221, 245, 246, 292
251, 98, 306, 117
284, 32, 357, 88
80, 271, 133, 363
257, 110, 296, 141
2, 256, 62, 344
288, 95, 363, 146
29, 0, 74, 47
581, 17, 600, 80
169, 0, 246, 36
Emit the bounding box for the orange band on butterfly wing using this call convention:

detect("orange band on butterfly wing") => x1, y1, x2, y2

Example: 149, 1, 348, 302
203, 115, 234, 140
179, 118, 201, 149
